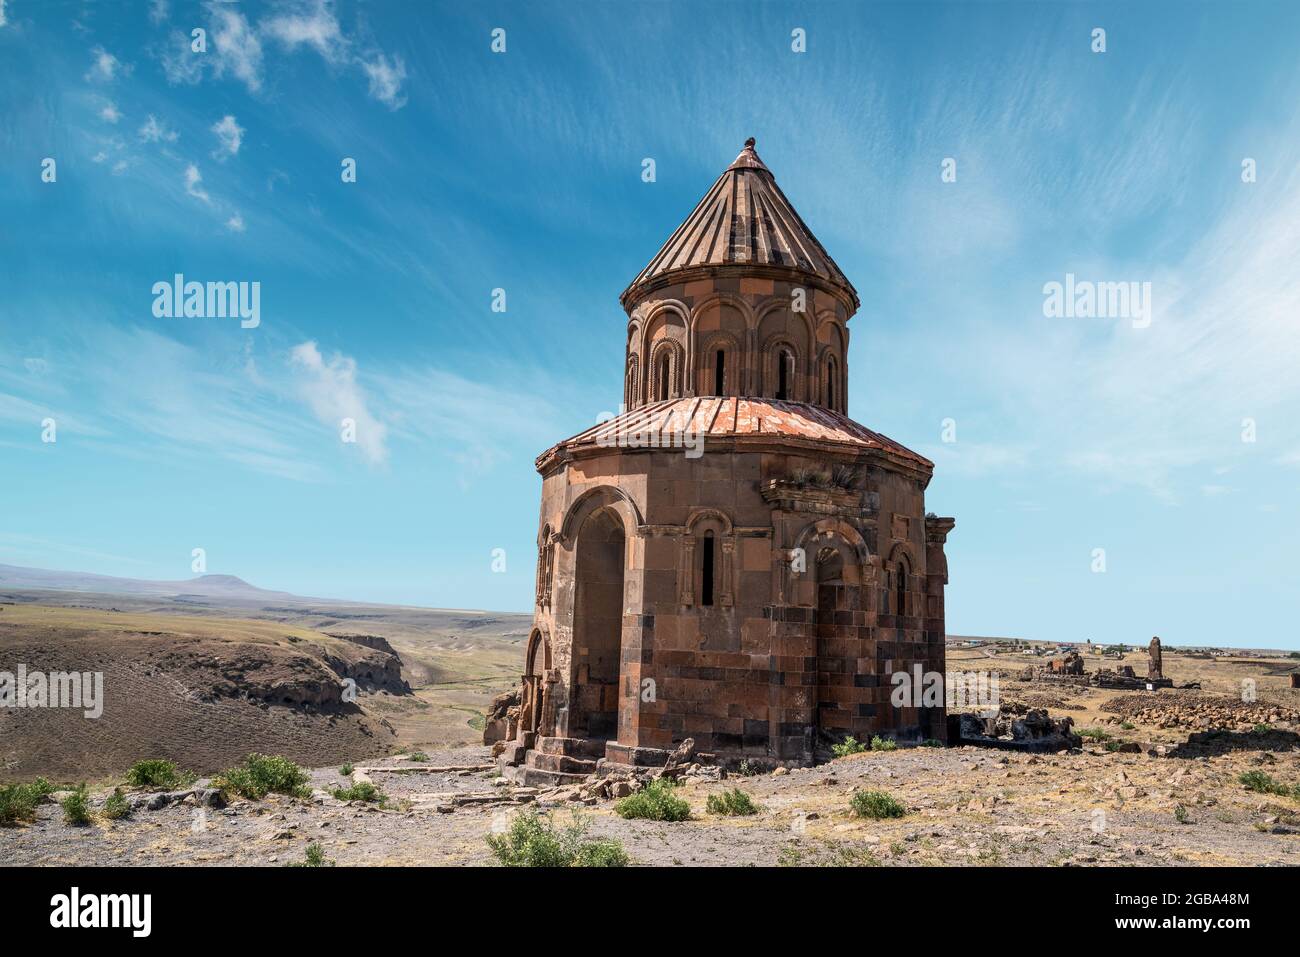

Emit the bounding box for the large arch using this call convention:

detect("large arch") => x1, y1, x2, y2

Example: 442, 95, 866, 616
559, 485, 644, 546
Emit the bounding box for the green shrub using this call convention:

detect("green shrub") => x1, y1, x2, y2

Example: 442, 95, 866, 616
1239, 770, 1296, 798
921, 739, 944, 748
850, 789, 907, 819
125, 759, 194, 790
1078, 727, 1112, 741
614, 777, 690, 822
330, 781, 385, 804
1173, 804, 1190, 824
1252, 723, 1272, 734
0, 778, 54, 826
405, 751, 430, 762
61, 785, 93, 826
487, 809, 628, 867
102, 788, 132, 820
706, 788, 758, 816
1104, 739, 1127, 752
212, 754, 312, 800
1120, 722, 1135, 731
734, 759, 764, 777
831, 736, 866, 758
869, 735, 898, 752
287, 842, 334, 867
339, 763, 354, 776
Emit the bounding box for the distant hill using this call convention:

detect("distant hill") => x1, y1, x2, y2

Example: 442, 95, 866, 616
0, 563, 336, 603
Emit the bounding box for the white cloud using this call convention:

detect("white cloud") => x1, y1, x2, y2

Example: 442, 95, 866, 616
149, 0, 169, 25
184, 163, 211, 203
159, 29, 205, 85
1, 1, 8, 29
85, 46, 129, 83
210, 114, 244, 159
111, 159, 129, 176
360, 52, 407, 110
209, 3, 263, 92
225, 213, 245, 233
99, 101, 121, 124
262, 0, 346, 63
91, 151, 108, 164
138, 114, 178, 143
289, 341, 389, 466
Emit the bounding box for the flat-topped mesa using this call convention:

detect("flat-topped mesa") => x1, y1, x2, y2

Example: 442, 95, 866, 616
499, 139, 955, 779
620, 138, 858, 415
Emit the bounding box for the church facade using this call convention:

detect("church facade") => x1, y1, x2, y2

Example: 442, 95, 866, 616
500, 139, 955, 779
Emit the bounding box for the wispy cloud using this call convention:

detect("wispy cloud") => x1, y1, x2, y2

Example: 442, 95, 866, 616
184, 163, 210, 203
138, 114, 178, 143
263, 0, 347, 63
85, 46, 129, 84
99, 101, 121, 124
360, 52, 407, 110
289, 341, 388, 466
210, 114, 244, 159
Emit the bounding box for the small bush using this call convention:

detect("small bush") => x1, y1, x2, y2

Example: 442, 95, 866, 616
870, 735, 898, 752
339, 762, 354, 776
287, 842, 334, 867
614, 778, 690, 822
61, 785, 93, 826
405, 751, 430, 762
1120, 722, 1135, 731
125, 759, 195, 790
1078, 727, 1112, 741
735, 759, 764, 777
850, 790, 907, 819
1103, 739, 1127, 753
921, 739, 944, 748
1239, 770, 1296, 798
0, 778, 54, 826
706, 788, 758, 816
487, 809, 628, 867
212, 754, 312, 800
102, 788, 132, 820
832, 736, 866, 758
1173, 804, 1190, 824
1252, 723, 1273, 735
330, 781, 385, 804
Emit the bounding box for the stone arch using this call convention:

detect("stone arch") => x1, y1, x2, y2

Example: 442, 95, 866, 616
680, 508, 734, 607
757, 299, 815, 392
885, 542, 917, 619
570, 505, 628, 739
689, 294, 751, 395
559, 485, 644, 546
625, 354, 639, 408
535, 522, 555, 608
763, 334, 801, 401
521, 626, 554, 737
648, 339, 684, 402
697, 331, 741, 397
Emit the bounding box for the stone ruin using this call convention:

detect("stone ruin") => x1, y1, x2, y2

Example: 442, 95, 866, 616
950, 703, 1081, 753
1029, 636, 1173, 690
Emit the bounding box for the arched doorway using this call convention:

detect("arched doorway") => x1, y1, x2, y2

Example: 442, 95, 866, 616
522, 629, 550, 738
572, 507, 627, 739
814, 546, 854, 754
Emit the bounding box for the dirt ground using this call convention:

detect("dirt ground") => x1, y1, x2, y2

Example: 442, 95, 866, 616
4, 738, 1298, 867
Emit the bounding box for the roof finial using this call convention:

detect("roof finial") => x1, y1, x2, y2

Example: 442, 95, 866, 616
744, 136, 756, 148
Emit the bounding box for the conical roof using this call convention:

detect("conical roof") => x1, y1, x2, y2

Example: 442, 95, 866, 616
621, 138, 859, 309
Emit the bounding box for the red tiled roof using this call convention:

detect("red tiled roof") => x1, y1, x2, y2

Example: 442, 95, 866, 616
621, 138, 859, 309
537, 397, 932, 472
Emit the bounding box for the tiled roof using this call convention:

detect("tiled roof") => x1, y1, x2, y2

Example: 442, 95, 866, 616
621, 138, 859, 308
537, 397, 932, 471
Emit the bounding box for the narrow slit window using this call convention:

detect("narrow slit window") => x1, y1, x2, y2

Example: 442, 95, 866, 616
776, 350, 790, 400
826, 360, 835, 409
657, 354, 670, 400
701, 531, 715, 606
895, 564, 906, 620
714, 349, 725, 396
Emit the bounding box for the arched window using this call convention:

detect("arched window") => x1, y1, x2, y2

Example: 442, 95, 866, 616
894, 560, 908, 621
776, 348, 792, 400
701, 530, 716, 606
656, 352, 671, 401
714, 349, 726, 397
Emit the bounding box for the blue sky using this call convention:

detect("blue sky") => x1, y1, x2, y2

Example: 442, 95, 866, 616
2, 1, 1298, 647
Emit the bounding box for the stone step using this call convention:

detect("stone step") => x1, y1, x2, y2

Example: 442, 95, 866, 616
526, 750, 598, 775
537, 736, 608, 760
517, 766, 591, 788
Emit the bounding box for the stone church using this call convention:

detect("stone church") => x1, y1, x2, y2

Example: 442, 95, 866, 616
498, 138, 955, 780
